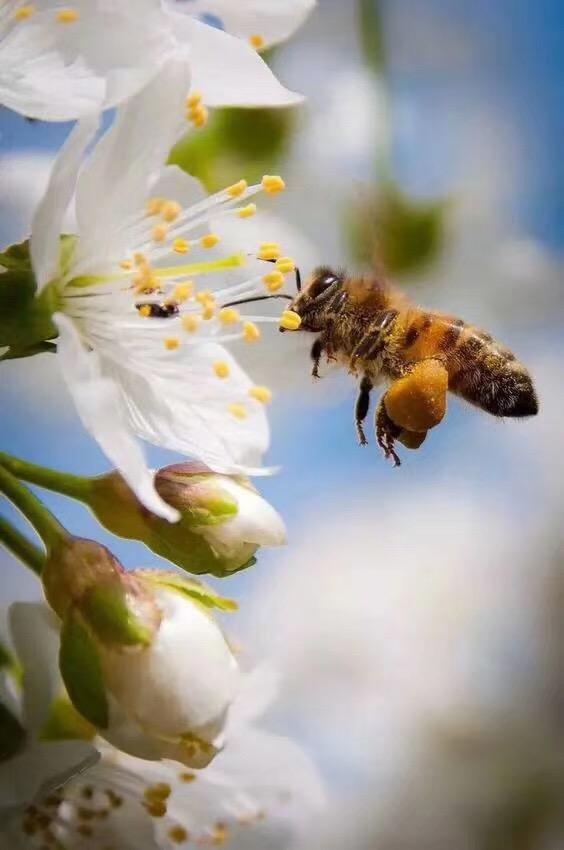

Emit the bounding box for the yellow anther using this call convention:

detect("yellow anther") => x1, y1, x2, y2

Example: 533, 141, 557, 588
258, 242, 281, 261
249, 34, 265, 49
144, 800, 167, 818
14, 5, 34, 20
164, 337, 180, 351
134, 252, 147, 267
133, 269, 158, 292
161, 201, 182, 223
249, 385, 272, 404
243, 321, 261, 343
275, 256, 296, 273
280, 310, 302, 331
138, 305, 151, 318
169, 826, 189, 844
226, 179, 247, 198
152, 224, 168, 243
201, 233, 220, 249
179, 772, 196, 783
172, 237, 190, 255
145, 784, 171, 801
173, 282, 193, 302
263, 270, 285, 291
56, 8, 79, 23
237, 203, 256, 219
261, 175, 286, 195
182, 315, 200, 333
119, 259, 133, 270
188, 104, 208, 128
228, 403, 247, 420
202, 303, 215, 320
218, 307, 240, 325
195, 291, 215, 305
213, 361, 230, 379
145, 197, 165, 216
186, 90, 202, 109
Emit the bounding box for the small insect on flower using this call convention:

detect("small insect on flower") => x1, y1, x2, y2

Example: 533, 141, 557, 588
224, 263, 539, 466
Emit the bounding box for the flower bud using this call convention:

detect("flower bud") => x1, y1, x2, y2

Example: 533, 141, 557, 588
87, 464, 286, 577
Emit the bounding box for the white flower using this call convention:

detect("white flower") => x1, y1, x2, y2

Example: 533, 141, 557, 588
3, 666, 324, 849
28, 58, 296, 521
0, 603, 97, 818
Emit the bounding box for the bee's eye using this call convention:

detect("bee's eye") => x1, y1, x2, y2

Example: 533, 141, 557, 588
311, 272, 339, 298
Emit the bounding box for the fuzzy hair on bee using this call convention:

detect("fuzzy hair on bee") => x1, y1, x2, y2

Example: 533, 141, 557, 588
278, 265, 539, 465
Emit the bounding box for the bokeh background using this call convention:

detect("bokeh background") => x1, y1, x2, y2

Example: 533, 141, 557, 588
2, 0, 564, 847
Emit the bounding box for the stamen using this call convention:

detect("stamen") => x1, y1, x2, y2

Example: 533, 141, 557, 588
249, 34, 265, 49
169, 825, 190, 844
164, 337, 180, 351
172, 237, 190, 254
227, 180, 248, 198
202, 303, 215, 320
201, 233, 220, 249
146, 197, 166, 216
145, 783, 172, 801
280, 310, 302, 330
228, 403, 247, 420
237, 203, 257, 218
218, 307, 240, 325
186, 90, 203, 109
14, 5, 34, 20
152, 224, 168, 243
275, 257, 296, 273
144, 799, 167, 817
261, 175, 286, 195
119, 259, 133, 270
263, 270, 285, 292
249, 386, 272, 404
258, 242, 281, 261
195, 291, 215, 306
187, 103, 208, 128
182, 315, 200, 333
179, 772, 197, 783
134, 252, 147, 266
138, 305, 151, 318
243, 321, 261, 343
213, 361, 230, 379
173, 282, 194, 302
56, 7, 79, 23
161, 201, 182, 223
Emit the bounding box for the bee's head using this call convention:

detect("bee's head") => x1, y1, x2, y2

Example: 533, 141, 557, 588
284, 266, 344, 332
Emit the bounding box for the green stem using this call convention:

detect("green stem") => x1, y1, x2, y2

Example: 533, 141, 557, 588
0, 464, 67, 551
0, 514, 45, 576
0, 451, 92, 501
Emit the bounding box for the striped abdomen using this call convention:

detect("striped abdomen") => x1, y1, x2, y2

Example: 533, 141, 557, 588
398, 311, 538, 418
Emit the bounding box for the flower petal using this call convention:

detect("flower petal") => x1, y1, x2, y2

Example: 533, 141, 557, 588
30, 114, 99, 290
53, 313, 179, 522
170, 14, 303, 107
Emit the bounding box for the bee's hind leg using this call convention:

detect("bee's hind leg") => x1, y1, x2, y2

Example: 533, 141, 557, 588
375, 398, 402, 467
310, 336, 325, 378
355, 376, 373, 445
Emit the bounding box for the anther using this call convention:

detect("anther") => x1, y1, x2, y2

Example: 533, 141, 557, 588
237, 203, 257, 218
119, 259, 133, 270
263, 270, 285, 292
275, 257, 296, 273
228, 403, 247, 420
213, 361, 230, 379
161, 201, 182, 222
201, 233, 220, 249
173, 282, 193, 302
169, 826, 189, 844
152, 224, 168, 242
195, 291, 215, 305
138, 305, 151, 318
182, 315, 200, 333
258, 242, 281, 261
14, 5, 34, 19
227, 179, 247, 198
179, 772, 196, 783
173, 237, 190, 254
202, 303, 215, 320
144, 800, 167, 818
261, 175, 286, 195
243, 321, 261, 343
164, 337, 180, 351
145, 783, 172, 801
134, 252, 147, 266
56, 8, 79, 23
280, 310, 302, 331
249, 34, 265, 49
218, 307, 240, 325
145, 197, 165, 216
186, 90, 203, 109
188, 104, 208, 128
249, 386, 272, 404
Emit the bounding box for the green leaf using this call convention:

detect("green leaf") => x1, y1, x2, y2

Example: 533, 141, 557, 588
0, 238, 33, 272
142, 571, 238, 612
39, 694, 95, 742
81, 583, 153, 648
60, 614, 109, 729
0, 702, 26, 761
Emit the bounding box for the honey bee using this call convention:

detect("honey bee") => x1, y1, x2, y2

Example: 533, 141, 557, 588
271, 265, 538, 464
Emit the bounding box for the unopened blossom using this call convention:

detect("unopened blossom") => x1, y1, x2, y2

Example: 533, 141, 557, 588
3, 667, 324, 849
26, 58, 296, 520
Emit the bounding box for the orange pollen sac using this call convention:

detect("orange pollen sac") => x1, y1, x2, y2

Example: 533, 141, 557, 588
384, 360, 448, 432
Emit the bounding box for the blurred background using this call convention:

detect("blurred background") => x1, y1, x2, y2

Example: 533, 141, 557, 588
2, 0, 564, 847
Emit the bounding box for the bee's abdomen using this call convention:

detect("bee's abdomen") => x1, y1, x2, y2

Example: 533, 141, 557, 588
401, 313, 538, 418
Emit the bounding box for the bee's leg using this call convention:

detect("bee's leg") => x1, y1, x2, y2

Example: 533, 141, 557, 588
311, 337, 325, 379
355, 376, 373, 445
375, 397, 402, 467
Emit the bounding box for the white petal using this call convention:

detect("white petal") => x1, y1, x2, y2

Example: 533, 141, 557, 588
30, 115, 99, 290
173, 0, 316, 48
74, 55, 191, 273
171, 15, 303, 107
53, 313, 179, 522
204, 478, 286, 550
227, 664, 280, 730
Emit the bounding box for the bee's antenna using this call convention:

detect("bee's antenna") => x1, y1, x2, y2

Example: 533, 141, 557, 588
222, 294, 294, 309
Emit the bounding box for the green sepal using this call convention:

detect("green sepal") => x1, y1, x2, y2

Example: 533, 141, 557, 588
0, 239, 33, 271
0, 702, 26, 761
0, 341, 57, 361
60, 614, 109, 729
39, 694, 95, 742
80, 583, 154, 649
141, 571, 238, 612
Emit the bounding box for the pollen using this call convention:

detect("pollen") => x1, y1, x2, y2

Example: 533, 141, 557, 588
280, 310, 302, 331
152, 224, 168, 242
237, 203, 257, 218
56, 8, 79, 23
14, 5, 34, 20
227, 179, 247, 198
161, 201, 182, 222
186, 90, 203, 109
172, 237, 190, 254
145, 197, 165, 216
258, 242, 281, 261
119, 259, 133, 270
249, 385, 272, 404
218, 307, 240, 325
243, 321, 261, 343
249, 34, 265, 49
213, 361, 230, 379
173, 282, 193, 302
263, 270, 285, 291
261, 175, 286, 195
228, 403, 247, 420
138, 305, 151, 318
164, 337, 180, 351
276, 256, 296, 274
182, 315, 200, 333
169, 826, 189, 844
201, 233, 220, 249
